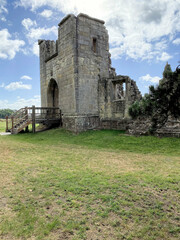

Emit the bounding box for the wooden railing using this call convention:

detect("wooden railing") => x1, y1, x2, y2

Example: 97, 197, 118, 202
6, 106, 61, 134
6, 108, 27, 133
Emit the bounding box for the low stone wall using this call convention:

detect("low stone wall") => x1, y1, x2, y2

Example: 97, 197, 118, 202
155, 118, 180, 137
62, 115, 100, 133
127, 116, 180, 137
62, 116, 132, 132
127, 117, 151, 136
100, 119, 132, 131
62, 114, 180, 137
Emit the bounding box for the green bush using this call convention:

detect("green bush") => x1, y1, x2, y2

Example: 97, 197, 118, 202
128, 93, 154, 119
128, 101, 142, 119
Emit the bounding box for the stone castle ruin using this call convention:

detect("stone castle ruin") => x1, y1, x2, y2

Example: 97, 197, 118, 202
38, 13, 141, 132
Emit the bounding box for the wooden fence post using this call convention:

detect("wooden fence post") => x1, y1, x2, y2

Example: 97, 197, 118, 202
6, 116, 8, 132
32, 105, 36, 133
25, 106, 29, 132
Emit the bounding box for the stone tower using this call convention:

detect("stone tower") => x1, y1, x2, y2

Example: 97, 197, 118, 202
39, 13, 111, 132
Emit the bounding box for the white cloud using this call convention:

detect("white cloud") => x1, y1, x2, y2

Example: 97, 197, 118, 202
154, 39, 168, 51
16, 0, 180, 61
0, 82, 5, 87
0, 29, 25, 59
0, 0, 8, 21
22, 18, 37, 30
1, 16, 6, 21
32, 42, 39, 56
39, 9, 53, 18
110, 35, 153, 60
172, 38, 180, 45
156, 52, 172, 61
139, 74, 161, 84
15, 0, 76, 13
5, 81, 32, 91
27, 26, 57, 41
0, 95, 40, 109
21, 75, 32, 80
21, 17, 57, 56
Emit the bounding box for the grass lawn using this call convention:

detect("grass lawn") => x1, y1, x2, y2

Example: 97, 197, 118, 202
0, 123, 180, 239
0, 119, 6, 132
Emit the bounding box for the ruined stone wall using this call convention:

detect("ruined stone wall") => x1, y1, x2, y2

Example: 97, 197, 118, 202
127, 116, 180, 137
99, 75, 142, 121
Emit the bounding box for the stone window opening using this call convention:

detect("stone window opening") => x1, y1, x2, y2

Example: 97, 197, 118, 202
92, 38, 97, 53
123, 82, 126, 97
114, 82, 126, 100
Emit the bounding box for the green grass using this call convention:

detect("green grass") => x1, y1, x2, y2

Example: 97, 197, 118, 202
0, 119, 6, 132
12, 128, 180, 156
0, 123, 180, 239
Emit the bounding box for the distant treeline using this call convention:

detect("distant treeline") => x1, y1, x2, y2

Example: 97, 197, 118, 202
0, 109, 15, 119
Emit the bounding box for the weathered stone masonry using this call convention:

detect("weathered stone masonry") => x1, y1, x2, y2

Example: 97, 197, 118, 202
39, 13, 141, 132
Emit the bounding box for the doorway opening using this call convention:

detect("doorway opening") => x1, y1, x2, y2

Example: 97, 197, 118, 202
47, 79, 59, 107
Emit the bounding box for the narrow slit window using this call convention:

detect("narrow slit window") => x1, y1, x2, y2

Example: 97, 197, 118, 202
93, 38, 97, 53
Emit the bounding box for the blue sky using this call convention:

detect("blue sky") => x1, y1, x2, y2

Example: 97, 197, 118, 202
0, 0, 179, 109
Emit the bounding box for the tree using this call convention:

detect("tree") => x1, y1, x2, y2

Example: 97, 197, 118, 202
129, 63, 180, 133
162, 62, 172, 79
0, 109, 14, 119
